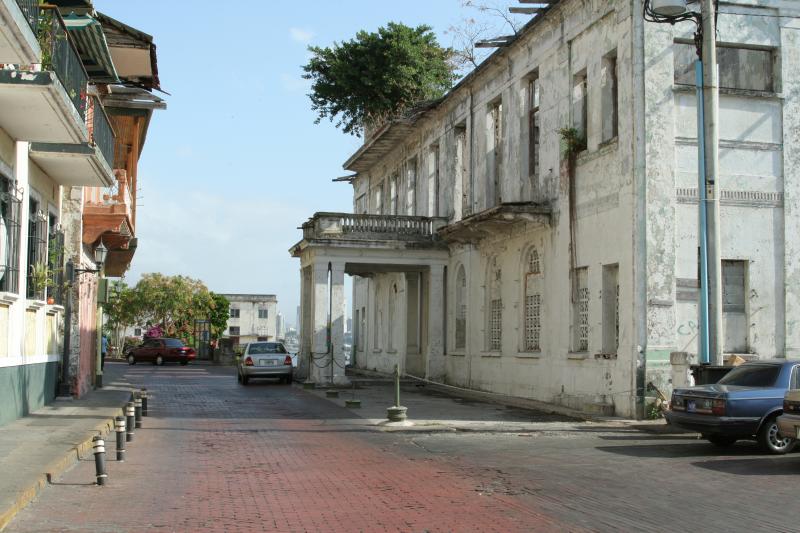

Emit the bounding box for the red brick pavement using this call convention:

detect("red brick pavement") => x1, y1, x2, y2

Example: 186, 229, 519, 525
7, 363, 575, 533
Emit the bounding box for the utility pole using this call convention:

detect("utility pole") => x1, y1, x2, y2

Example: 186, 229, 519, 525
700, 0, 724, 366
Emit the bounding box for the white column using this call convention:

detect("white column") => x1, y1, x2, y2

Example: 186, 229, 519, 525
329, 262, 349, 385
309, 261, 330, 384
298, 265, 312, 380
426, 264, 446, 381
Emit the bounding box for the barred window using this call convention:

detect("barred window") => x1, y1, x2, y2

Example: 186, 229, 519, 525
47, 227, 65, 305
26, 196, 48, 300
0, 178, 21, 294
490, 299, 502, 351
524, 294, 541, 352
523, 247, 542, 352
455, 266, 467, 350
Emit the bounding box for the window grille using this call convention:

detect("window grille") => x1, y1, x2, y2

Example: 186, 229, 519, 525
47, 229, 65, 305
574, 268, 589, 352
490, 299, 502, 351
27, 202, 48, 300
527, 248, 540, 276
0, 179, 22, 294
524, 294, 541, 351
455, 267, 467, 349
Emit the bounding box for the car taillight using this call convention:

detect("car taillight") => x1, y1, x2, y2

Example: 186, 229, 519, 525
671, 394, 684, 411
712, 399, 726, 416
245, 356, 254, 366
284, 355, 292, 366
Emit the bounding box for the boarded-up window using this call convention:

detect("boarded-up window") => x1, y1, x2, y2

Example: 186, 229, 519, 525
428, 145, 440, 217
572, 70, 588, 141
355, 194, 367, 214
405, 159, 417, 216
389, 174, 398, 215
528, 74, 540, 178
602, 264, 619, 353
601, 51, 618, 143
723, 260, 747, 353
674, 43, 774, 92
456, 125, 470, 217
488, 100, 503, 207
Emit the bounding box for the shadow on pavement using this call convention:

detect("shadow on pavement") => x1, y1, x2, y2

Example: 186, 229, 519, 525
691, 457, 800, 476
595, 441, 768, 459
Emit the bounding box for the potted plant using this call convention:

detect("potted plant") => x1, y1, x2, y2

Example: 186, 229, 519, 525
30, 262, 51, 299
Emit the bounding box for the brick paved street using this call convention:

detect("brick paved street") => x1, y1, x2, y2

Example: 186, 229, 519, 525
7, 362, 800, 533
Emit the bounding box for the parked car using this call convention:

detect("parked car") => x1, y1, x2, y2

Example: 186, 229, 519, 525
778, 389, 800, 441
126, 337, 196, 366
237, 341, 293, 385
665, 360, 800, 454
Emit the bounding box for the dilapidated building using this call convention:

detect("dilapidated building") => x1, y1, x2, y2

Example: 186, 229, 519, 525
291, 0, 800, 417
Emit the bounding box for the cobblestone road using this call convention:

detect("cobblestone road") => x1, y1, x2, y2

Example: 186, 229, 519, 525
7, 362, 800, 532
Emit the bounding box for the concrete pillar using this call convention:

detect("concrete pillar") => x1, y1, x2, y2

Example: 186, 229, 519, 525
329, 262, 348, 385
309, 261, 349, 386
298, 265, 312, 380
426, 264, 446, 381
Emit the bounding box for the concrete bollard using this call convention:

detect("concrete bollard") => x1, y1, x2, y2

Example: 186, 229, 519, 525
140, 388, 148, 416
92, 436, 108, 486
125, 402, 135, 442
134, 397, 143, 429
114, 416, 126, 461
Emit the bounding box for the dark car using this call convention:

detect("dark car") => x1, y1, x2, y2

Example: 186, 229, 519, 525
666, 360, 800, 454
126, 337, 196, 366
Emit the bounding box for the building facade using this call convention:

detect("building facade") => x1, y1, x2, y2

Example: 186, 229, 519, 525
0, 0, 163, 425
291, 0, 800, 417
223, 294, 278, 345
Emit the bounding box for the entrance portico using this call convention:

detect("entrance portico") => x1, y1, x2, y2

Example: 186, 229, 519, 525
290, 213, 448, 386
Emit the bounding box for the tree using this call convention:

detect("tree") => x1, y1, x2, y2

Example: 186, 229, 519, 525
104, 274, 230, 345
303, 22, 458, 136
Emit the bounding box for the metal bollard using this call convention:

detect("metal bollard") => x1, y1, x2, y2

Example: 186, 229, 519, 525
134, 397, 143, 429
140, 388, 148, 416
92, 436, 108, 486
114, 416, 126, 461
125, 402, 135, 442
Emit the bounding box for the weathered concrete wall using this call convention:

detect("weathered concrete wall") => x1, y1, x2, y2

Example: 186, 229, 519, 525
0, 361, 58, 427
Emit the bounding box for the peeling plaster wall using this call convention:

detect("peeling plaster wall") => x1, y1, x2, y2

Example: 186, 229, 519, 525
345, 0, 799, 417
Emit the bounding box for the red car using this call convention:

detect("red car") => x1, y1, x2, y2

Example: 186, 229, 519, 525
126, 337, 196, 366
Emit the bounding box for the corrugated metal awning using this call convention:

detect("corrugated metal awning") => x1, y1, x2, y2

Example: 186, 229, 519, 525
63, 13, 119, 83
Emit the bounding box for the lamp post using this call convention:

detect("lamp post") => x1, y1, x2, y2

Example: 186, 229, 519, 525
58, 241, 108, 396
644, 0, 722, 366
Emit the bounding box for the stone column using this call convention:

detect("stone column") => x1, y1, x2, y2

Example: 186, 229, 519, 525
298, 265, 312, 380
309, 261, 331, 384
329, 262, 348, 385
426, 264, 446, 381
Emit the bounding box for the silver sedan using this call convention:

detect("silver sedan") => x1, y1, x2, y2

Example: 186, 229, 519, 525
237, 342, 293, 385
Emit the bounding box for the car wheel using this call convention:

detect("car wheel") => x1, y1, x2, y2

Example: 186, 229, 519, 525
127, 355, 136, 365
706, 435, 737, 447
758, 416, 796, 455
155, 355, 164, 366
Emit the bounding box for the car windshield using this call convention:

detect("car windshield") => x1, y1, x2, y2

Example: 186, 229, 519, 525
164, 339, 184, 348
717, 365, 781, 387
249, 343, 286, 354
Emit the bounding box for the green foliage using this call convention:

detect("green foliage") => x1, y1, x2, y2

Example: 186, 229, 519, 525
303, 22, 457, 136
558, 127, 587, 157
104, 274, 228, 344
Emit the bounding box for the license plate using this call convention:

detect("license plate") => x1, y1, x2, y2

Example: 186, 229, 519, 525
687, 400, 696, 413
258, 360, 276, 367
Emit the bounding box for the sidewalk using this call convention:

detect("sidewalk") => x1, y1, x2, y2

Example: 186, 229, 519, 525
0, 365, 135, 531
300, 368, 679, 435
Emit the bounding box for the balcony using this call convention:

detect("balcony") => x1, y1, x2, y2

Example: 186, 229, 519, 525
82, 169, 135, 277
29, 96, 115, 187
0, 6, 88, 144
0, 0, 40, 65
438, 202, 552, 244
298, 213, 448, 247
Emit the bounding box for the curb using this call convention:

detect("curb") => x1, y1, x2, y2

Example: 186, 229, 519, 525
0, 408, 123, 532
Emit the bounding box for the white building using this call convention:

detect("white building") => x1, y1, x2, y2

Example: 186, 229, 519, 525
223, 294, 278, 344
291, 0, 800, 417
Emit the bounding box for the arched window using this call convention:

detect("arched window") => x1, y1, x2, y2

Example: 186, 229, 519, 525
486, 256, 502, 351
455, 265, 467, 350
523, 246, 542, 351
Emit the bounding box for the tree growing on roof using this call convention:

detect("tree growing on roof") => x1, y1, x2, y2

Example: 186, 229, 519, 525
303, 22, 457, 136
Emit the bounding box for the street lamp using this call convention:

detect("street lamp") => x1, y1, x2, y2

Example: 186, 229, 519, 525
643, 0, 722, 367
58, 240, 109, 396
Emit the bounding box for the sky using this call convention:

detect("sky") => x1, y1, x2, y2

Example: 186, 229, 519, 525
91, 1, 519, 328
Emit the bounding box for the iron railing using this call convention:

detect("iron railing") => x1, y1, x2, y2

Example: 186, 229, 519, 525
47, 230, 65, 305
90, 96, 115, 169
15, 0, 38, 32
38, 7, 88, 120
0, 179, 23, 294
302, 212, 447, 242
26, 209, 48, 300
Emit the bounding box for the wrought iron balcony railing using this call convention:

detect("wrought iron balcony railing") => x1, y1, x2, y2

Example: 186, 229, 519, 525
38, 7, 88, 120
15, 0, 38, 32
302, 212, 448, 243
89, 96, 115, 168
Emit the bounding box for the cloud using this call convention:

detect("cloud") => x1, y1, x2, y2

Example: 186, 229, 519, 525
279, 73, 310, 94
289, 27, 314, 44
